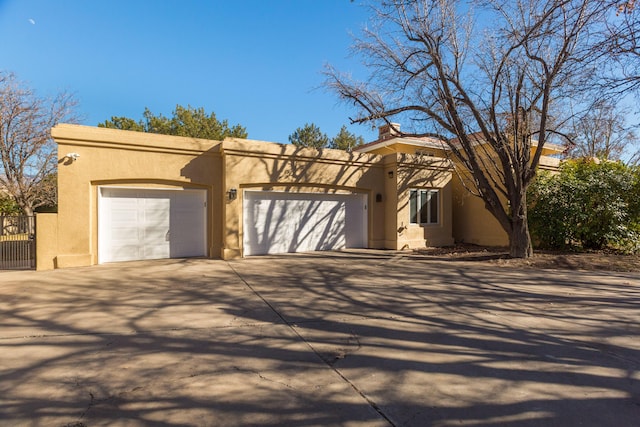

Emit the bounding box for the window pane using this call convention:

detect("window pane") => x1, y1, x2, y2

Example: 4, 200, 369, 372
430, 190, 439, 223
420, 191, 429, 224
409, 190, 418, 224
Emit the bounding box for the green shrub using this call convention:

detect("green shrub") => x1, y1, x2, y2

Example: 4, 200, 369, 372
528, 159, 640, 253
0, 195, 21, 215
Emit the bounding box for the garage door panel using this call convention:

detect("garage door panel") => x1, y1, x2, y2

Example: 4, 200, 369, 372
169, 190, 207, 258
111, 205, 138, 221
345, 196, 365, 248
112, 211, 138, 223
143, 226, 169, 242
144, 244, 170, 259
99, 188, 206, 263
298, 200, 345, 252
109, 248, 135, 262
243, 191, 366, 256
110, 226, 139, 242
145, 206, 170, 220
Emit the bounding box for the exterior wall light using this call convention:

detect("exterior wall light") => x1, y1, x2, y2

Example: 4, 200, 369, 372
66, 152, 80, 161
388, 171, 394, 179
228, 188, 237, 201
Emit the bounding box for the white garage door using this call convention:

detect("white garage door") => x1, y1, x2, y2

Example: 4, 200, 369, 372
99, 187, 207, 263
243, 191, 367, 256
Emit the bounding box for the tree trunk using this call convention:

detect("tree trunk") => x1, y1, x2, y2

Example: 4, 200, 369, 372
509, 214, 533, 258
17, 199, 34, 217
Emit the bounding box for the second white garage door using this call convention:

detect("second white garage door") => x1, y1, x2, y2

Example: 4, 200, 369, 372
243, 191, 367, 256
98, 187, 207, 263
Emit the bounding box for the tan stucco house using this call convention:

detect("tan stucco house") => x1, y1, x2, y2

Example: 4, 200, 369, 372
35, 123, 561, 270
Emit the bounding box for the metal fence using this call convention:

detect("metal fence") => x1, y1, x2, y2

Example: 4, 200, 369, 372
0, 216, 36, 270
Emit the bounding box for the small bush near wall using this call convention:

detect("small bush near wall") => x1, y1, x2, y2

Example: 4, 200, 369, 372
0, 195, 21, 215
528, 159, 640, 253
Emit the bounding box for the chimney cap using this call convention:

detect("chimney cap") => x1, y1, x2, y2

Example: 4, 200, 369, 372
378, 123, 401, 141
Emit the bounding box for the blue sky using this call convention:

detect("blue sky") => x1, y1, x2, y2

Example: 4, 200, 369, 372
0, 0, 378, 143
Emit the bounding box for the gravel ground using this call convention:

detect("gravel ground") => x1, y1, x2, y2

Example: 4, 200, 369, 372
415, 245, 640, 272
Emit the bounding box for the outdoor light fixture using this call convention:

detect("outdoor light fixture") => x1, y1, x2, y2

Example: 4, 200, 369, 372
228, 188, 237, 201
388, 170, 394, 179
376, 193, 383, 203
66, 152, 80, 162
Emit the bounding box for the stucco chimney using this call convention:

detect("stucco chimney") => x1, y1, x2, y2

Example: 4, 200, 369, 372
378, 123, 401, 141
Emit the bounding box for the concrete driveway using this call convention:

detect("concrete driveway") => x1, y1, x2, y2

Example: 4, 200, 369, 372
1, 250, 639, 426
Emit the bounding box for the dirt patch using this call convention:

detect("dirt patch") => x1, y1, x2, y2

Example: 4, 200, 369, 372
414, 245, 640, 272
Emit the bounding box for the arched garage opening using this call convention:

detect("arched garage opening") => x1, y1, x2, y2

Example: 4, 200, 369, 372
98, 187, 207, 263
243, 190, 367, 256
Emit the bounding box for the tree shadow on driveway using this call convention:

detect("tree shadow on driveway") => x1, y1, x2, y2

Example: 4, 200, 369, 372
0, 252, 638, 426
229, 251, 640, 426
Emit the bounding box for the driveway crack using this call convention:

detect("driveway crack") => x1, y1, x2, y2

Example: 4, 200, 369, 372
233, 366, 296, 390
226, 261, 396, 427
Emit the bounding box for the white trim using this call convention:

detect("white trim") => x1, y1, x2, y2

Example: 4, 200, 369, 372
409, 188, 440, 225
98, 185, 201, 191
356, 136, 447, 153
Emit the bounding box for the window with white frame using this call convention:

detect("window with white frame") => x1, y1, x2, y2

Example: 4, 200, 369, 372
409, 189, 439, 224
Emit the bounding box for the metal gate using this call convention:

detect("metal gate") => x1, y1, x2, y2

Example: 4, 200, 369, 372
0, 216, 36, 270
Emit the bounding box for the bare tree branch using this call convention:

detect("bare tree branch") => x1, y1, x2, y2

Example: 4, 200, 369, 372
0, 71, 78, 215
325, 0, 623, 257
565, 99, 639, 161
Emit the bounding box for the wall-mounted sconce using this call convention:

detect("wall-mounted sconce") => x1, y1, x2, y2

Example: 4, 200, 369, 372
66, 152, 80, 162
388, 170, 394, 179
228, 188, 237, 201
376, 193, 383, 203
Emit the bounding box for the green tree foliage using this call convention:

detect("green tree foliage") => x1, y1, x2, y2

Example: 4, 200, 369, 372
528, 159, 640, 253
0, 195, 21, 215
288, 123, 330, 149
289, 123, 365, 151
100, 116, 144, 132
329, 125, 365, 151
99, 105, 248, 140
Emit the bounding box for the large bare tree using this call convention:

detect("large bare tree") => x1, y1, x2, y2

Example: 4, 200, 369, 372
566, 100, 639, 161
0, 72, 77, 216
326, 0, 625, 258
598, 1, 640, 92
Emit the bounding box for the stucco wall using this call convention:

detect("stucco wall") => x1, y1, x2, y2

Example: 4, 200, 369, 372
35, 213, 58, 270
451, 175, 509, 246
450, 151, 558, 247
45, 125, 460, 269
358, 144, 455, 249
359, 136, 560, 249
395, 154, 455, 248
221, 138, 387, 258
51, 124, 222, 268
383, 156, 399, 248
